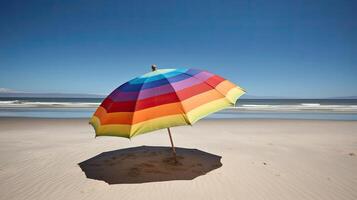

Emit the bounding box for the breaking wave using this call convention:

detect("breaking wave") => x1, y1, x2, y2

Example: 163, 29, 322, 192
230, 103, 357, 112
0, 100, 100, 108
1, 100, 357, 113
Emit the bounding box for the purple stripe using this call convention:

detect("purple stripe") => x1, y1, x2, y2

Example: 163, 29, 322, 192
108, 90, 138, 102
194, 71, 214, 81
171, 76, 202, 90
109, 71, 215, 102
139, 84, 176, 99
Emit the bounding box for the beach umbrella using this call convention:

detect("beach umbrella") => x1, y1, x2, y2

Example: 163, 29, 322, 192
90, 65, 245, 161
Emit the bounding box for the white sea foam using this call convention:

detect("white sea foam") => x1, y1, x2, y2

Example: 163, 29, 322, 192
230, 104, 357, 112
1, 100, 357, 113
0, 100, 22, 104
300, 103, 321, 106
0, 100, 100, 108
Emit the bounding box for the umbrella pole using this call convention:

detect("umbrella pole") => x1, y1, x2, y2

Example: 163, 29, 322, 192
151, 65, 177, 163
167, 128, 177, 163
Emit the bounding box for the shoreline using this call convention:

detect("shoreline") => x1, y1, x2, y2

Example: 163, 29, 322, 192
1, 116, 357, 122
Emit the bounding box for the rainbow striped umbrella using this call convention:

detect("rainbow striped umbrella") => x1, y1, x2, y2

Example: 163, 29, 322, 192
90, 66, 245, 160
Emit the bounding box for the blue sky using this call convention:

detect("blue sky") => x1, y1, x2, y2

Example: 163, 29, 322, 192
0, 0, 356, 98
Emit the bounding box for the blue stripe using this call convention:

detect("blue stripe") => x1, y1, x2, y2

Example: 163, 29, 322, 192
184, 68, 203, 76
129, 68, 188, 84
118, 69, 202, 92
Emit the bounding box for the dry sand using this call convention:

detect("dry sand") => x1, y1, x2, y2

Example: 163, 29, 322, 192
0, 118, 356, 200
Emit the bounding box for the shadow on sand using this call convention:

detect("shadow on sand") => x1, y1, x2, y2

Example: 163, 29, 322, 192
78, 146, 222, 184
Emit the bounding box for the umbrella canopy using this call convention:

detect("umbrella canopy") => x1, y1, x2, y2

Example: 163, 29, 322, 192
90, 68, 245, 138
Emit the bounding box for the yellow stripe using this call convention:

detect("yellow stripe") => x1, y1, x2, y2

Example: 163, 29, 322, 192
226, 87, 245, 103
90, 114, 189, 138
186, 98, 231, 124
130, 114, 188, 138
181, 88, 223, 111
90, 86, 245, 138
90, 116, 132, 138
94, 86, 244, 126
215, 80, 238, 103
186, 87, 245, 124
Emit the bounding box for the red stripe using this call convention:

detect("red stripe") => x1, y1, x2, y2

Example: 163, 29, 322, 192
101, 75, 226, 112
206, 75, 225, 87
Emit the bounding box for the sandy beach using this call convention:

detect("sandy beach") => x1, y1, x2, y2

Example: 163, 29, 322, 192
0, 118, 356, 200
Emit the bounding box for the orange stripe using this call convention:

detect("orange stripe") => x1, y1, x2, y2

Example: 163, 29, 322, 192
132, 102, 186, 124
94, 80, 237, 125
94, 106, 133, 124
215, 80, 237, 97
182, 89, 223, 111
182, 80, 236, 111
95, 102, 186, 125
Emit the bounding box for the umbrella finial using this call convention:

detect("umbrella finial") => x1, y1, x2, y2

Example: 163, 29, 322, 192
151, 64, 157, 71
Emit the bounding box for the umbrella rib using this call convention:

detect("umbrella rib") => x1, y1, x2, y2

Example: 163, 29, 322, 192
129, 76, 151, 138
160, 73, 192, 125
182, 70, 235, 105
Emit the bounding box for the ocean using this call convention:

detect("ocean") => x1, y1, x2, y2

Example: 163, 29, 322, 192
0, 97, 357, 120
